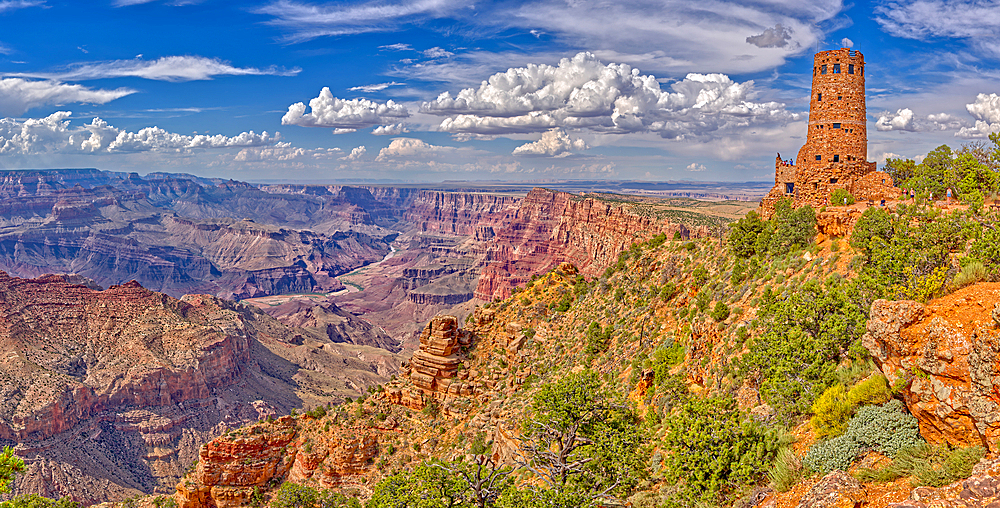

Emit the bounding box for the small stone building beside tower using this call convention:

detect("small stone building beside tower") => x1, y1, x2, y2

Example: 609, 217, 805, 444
760, 48, 898, 218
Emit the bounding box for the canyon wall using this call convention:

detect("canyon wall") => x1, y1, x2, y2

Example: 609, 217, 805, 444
402, 191, 520, 237
475, 188, 704, 300
0, 177, 389, 300
0, 272, 400, 503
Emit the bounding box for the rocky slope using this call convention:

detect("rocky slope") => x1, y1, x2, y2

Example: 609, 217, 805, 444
475, 188, 704, 300
251, 298, 400, 353
0, 272, 401, 503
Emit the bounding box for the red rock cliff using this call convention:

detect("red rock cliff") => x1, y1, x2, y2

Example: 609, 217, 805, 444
0, 272, 400, 503
475, 188, 703, 300
403, 191, 520, 237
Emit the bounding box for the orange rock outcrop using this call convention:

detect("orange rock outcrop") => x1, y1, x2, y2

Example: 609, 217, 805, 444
177, 416, 379, 508
863, 283, 1000, 451
387, 315, 475, 409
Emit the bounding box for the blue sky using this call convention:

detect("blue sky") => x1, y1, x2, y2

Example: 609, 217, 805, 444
0, 0, 998, 183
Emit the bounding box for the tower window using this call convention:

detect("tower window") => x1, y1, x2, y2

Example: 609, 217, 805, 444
830, 178, 838, 184
833, 154, 840, 162
833, 123, 841, 129
817, 93, 822, 101
816, 155, 822, 161
833, 63, 841, 73
821, 64, 827, 74
848, 64, 855, 74
838, 96, 842, 100
785, 183, 794, 194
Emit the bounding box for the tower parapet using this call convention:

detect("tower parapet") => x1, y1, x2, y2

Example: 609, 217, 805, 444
760, 48, 898, 217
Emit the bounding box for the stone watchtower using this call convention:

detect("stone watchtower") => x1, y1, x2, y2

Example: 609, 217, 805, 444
760, 48, 897, 218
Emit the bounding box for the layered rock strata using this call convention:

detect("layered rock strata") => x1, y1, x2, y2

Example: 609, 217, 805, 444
863, 283, 1000, 451
475, 188, 703, 300
177, 415, 381, 508
0, 272, 400, 503
0, 180, 389, 300
387, 315, 474, 409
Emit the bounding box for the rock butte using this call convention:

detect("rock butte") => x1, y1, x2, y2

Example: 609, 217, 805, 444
0, 271, 400, 503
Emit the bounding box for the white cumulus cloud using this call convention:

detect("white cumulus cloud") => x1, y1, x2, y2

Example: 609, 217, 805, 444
12, 56, 300, 82
0, 111, 279, 155
282, 87, 410, 131
686, 163, 707, 172
876, 108, 919, 132
372, 123, 409, 135
875, 108, 971, 133
375, 137, 456, 161
340, 145, 366, 160
422, 52, 797, 140
512, 127, 588, 157
0, 78, 135, 116
957, 93, 1000, 138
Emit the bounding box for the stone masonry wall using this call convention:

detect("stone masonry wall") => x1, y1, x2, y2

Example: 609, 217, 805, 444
760, 48, 898, 217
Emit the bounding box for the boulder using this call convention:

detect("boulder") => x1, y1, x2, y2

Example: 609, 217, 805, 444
862, 284, 1000, 450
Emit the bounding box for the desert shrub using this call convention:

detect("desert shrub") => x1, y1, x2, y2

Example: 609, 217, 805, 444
768, 448, 804, 492
856, 444, 985, 487
910, 445, 984, 487
739, 279, 866, 419
728, 211, 767, 258
804, 400, 923, 474
307, 405, 328, 419
692, 266, 709, 286
695, 290, 711, 312
553, 292, 574, 312
951, 260, 988, 289
271, 482, 319, 508
659, 282, 678, 300
831, 188, 855, 206
848, 400, 924, 456
585, 321, 613, 354
810, 385, 852, 439
804, 433, 863, 475
0, 496, 80, 508
650, 341, 686, 386
850, 208, 894, 256
846, 375, 891, 406
970, 226, 1000, 271
768, 199, 816, 255
709, 302, 730, 322
852, 207, 970, 305
661, 397, 784, 507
